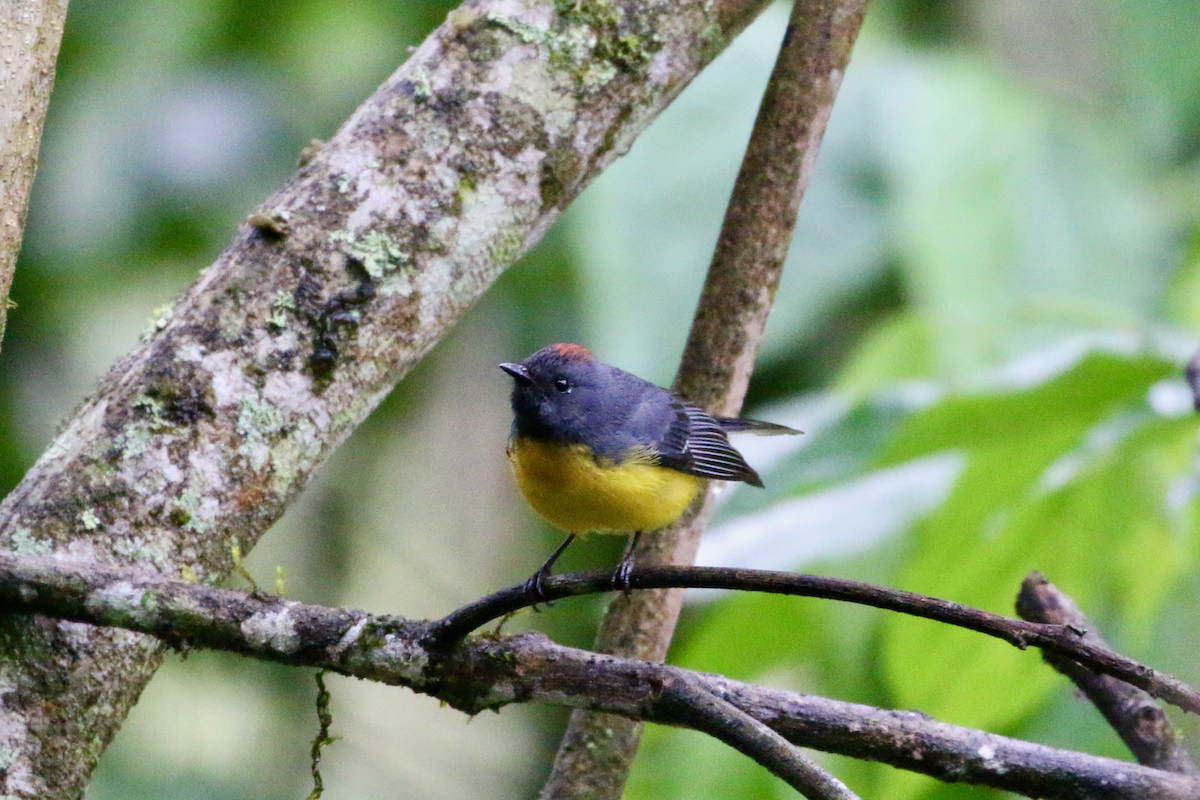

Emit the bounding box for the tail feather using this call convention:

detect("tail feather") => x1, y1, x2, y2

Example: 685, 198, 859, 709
716, 417, 801, 436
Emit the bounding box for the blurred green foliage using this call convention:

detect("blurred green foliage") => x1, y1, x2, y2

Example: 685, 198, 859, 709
9, 0, 1200, 798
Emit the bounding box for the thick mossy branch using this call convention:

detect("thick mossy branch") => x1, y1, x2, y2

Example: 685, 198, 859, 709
0, 0, 776, 795
0, 0, 69, 353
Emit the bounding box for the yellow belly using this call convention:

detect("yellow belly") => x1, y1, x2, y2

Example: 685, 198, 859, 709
507, 437, 702, 534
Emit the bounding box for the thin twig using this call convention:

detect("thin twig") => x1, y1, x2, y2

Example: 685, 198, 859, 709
1016, 572, 1199, 773
426, 565, 1200, 715
657, 675, 860, 799
542, 0, 870, 796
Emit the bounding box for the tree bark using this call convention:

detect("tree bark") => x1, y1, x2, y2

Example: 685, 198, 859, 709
0, 0, 69, 351
0, 0, 774, 795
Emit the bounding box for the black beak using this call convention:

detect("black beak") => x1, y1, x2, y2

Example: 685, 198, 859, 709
499, 362, 532, 385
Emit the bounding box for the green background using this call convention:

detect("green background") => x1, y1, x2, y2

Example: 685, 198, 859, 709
11, 0, 1200, 798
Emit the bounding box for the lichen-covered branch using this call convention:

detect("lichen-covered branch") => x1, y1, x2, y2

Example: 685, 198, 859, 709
0, 552, 1197, 800
0, 0, 777, 795
541, 1, 869, 796
0, 0, 69, 351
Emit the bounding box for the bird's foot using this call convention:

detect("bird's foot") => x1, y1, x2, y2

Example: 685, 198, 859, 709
523, 533, 576, 611
610, 532, 642, 594
610, 555, 635, 593
522, 566, 554, 610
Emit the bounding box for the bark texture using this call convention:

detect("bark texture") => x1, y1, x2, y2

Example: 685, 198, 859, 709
0, 0, 69, 348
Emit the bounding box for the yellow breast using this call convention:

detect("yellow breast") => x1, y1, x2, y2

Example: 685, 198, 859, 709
506, 437, 703, 534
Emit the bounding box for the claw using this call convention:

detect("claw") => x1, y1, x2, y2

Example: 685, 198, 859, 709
523, 534, 576, 611
523, 567, 553, 610
610, 532, 642, 593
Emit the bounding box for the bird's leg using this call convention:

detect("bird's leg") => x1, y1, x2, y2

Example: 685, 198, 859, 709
611, 531, 642, 593
524, 534, 576, 609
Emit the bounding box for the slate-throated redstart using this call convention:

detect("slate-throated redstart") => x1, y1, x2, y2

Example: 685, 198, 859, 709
500, 343, 798, 599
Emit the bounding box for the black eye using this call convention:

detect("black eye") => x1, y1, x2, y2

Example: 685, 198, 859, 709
554, 377, 570, 393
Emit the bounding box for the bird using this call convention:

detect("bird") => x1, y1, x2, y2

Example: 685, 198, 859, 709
499, 343, 798, 601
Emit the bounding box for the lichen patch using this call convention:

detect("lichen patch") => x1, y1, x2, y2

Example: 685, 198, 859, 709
203, 350, 255, 409
86, 581, 149, 625
241, 607, 302, 654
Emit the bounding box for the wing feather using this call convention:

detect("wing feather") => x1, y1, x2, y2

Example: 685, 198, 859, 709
657, 403, 764, 487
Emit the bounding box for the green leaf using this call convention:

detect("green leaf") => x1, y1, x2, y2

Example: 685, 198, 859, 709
879, 350, 1174, 463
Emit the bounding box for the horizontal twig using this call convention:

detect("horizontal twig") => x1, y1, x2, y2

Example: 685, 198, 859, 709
428, 565, 1200, 716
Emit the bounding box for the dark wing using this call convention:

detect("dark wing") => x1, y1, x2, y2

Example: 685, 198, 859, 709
658, 402, 764, 487
716, 417, 801, 436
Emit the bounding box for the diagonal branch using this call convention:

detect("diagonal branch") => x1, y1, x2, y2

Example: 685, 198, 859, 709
543, 0, 869, 796
0, 551, 1197, 799
656, 675, 860, 800
0, 0, 69, 351
1017, 572, 1199, 773
0, 0, 779, 795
